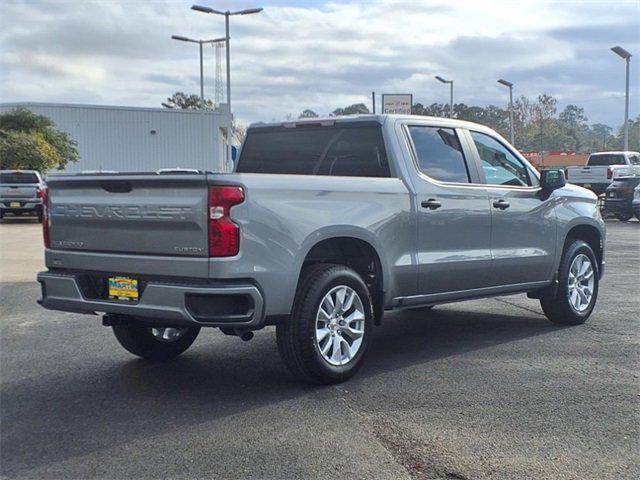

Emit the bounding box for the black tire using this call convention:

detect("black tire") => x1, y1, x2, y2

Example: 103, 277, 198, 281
540, 240, 599, 325
276, 264, 373, 384
112, 323, 200, 360
616, 211, 633, 222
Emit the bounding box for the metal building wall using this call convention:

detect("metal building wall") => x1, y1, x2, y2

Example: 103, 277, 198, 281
0, 102, 230, 173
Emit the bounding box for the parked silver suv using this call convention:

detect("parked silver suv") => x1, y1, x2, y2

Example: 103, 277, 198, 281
37, 115, 606, 383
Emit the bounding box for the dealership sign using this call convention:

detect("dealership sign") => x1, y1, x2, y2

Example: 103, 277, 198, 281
381, 94, 413, 114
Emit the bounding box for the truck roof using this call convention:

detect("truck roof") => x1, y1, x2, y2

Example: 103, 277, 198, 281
589, 151, 640, 155
247, 114, 499, 133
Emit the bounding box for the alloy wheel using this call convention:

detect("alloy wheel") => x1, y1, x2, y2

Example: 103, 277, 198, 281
315, 285, 366, 366
567, 253, 595, 313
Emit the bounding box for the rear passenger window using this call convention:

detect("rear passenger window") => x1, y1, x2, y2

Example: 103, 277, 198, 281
407, 126, 470, 183
237, 125, 390, 177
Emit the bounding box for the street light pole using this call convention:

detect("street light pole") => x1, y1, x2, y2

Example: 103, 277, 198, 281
611, 46, 632, 151
199, 41, 204, 105
498, 79, 515, 145
171, 35, 226, 108
192, 5, 263, 168
435, 75, 454, 118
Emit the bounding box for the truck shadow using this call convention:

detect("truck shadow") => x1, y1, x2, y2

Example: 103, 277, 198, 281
0, 216, 40, 225
1, 302, 558, 476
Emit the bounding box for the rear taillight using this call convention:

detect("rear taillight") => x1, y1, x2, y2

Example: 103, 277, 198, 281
607, 167, 613, 179
41, 187, 50, 248
36, 187, 43, 198
208, 186, 244, 257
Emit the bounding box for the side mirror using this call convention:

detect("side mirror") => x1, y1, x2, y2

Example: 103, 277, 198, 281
540, 169, 566, 192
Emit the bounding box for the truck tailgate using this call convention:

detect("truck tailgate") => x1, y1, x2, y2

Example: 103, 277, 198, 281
567, 166, 607, 184
0, 185, 38, 199
47, 174, 209, 257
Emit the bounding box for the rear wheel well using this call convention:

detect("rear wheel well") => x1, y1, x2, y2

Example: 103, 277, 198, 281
565, 225, 603, 272
301, 237, 384, 324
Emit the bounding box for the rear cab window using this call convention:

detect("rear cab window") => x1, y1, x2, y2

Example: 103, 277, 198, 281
237, 122, 390, 177
587, 154, 626, 166
0, 172, 39, 184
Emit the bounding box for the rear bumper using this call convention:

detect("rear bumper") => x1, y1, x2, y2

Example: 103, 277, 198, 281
1, 201, 42, 214
603, 199, 633, 215
37, 271, 265, 328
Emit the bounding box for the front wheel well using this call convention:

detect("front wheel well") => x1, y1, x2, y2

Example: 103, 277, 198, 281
565, 224, 603, 273
301, 237, 384, 324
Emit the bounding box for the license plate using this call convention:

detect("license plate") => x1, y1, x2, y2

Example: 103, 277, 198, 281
108, 276, 139, 301
10, 202, 21, 208
609, 192, 615, 198
583, 184, 591, 188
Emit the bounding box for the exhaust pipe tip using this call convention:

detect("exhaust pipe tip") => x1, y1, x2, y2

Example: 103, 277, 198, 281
239, 330, 254, 342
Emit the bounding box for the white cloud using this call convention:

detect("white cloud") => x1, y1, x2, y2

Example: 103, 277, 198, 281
0, 0, 638, 126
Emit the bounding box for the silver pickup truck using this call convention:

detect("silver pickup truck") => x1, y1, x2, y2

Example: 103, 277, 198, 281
0, 170, 45, 222
37, 115, 606, 384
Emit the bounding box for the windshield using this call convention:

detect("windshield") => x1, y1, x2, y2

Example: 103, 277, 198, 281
0, 172, 39, 184
587, 154, 626, 166
237, 124, 390, 177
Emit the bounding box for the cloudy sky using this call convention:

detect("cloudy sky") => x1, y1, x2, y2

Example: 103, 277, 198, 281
1, 0, 638, 127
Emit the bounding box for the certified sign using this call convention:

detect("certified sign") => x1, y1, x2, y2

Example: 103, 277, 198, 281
382, 94, 413, 114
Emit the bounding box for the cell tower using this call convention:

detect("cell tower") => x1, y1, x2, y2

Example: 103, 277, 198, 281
214, 42, 224, 109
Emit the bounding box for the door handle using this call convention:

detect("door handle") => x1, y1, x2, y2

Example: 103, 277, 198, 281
492, 199, 510, 210
421, 199, 442, 210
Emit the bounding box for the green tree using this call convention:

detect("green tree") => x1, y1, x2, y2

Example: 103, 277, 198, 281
588, 123, 613, 150
558, 105, 588, 151
162, 91, 214, 110
331, 103, 370, 116
0, 108, 78, 171
614, 115, 640, 151
299, 109, 319, 118
413, 102, 447, 117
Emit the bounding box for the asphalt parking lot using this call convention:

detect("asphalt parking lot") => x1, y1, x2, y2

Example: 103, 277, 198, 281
1, 217, 638, 479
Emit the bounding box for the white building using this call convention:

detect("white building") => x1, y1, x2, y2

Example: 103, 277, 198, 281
0, 102, 232, 173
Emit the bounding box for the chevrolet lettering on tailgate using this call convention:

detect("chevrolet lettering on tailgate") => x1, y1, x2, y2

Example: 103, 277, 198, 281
51, 204, 194, 220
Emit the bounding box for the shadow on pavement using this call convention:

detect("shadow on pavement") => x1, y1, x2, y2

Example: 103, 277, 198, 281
0, 300, 559, 476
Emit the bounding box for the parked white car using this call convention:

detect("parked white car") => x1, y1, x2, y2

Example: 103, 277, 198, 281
565, 151, 640, 195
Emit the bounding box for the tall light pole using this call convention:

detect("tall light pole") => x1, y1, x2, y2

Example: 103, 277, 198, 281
171, 35, 226, 108
435, 75, 454, 118
192, 5, 263, 165
611, 46, 632, 151
498, 78, 515, 145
